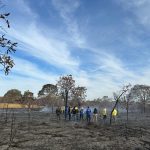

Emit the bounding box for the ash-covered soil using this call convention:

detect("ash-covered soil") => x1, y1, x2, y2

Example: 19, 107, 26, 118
0, 111, 150, 150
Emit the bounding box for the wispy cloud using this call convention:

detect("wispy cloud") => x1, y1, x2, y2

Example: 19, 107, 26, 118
0, 0, 81, 96
51, 0, 85, 47
9, 23, 80, 72
116, 0, 150, 29
6, 0, 80, 73
12, 57, 58, 81
1, 0, 150, 99
94, 52, 136, 79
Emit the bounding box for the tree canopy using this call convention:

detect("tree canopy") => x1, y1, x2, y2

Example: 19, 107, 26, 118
0, 11, 17, 75
71, 86, 87, 107
3, 89, 22, 102
38, 84, 58, 97
130, 84, 150, 113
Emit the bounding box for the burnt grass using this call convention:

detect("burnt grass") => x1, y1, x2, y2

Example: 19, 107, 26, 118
0, 111, 150, 150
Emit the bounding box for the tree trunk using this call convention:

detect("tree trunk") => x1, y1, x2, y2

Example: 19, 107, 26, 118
9, 109, 16, 147
143, 102, 145, 113
28, 103, 31, 131
51, 105, 54, 113
117, 102, 119, 113
65, 90, 68, 120
127, 101, 129, 122
5, 104, 9, 123
110, 91, 127, 125
110, 99, 119, 125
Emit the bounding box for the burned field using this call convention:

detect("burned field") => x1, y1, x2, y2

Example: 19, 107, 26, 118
0, 110, 150, 150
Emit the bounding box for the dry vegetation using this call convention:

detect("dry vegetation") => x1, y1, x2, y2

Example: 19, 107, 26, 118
0, 103, 40, 109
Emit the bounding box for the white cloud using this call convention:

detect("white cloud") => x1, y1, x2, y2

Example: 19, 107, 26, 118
116, 0, 150, 29
8, 23, 80, 72
2, 0, 150, 100
95, 53, 136, 79
0, 57, 59, 96
0, 0, 82, 97
5, 0, 38, 24
14, 0, 35, 17
12, 57, 58, 81
6, 0, 80, 72
51, 0, 85, 47
50, 0, 150, 99
74, 70, 120, 99
0, 76, 48, 97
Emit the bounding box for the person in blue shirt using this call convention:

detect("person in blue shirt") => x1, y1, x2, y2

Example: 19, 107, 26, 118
86, 106, 91, 123
56, 107, 62, 120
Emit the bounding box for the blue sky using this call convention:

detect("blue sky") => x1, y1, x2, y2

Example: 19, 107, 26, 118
1, 0, 150, 99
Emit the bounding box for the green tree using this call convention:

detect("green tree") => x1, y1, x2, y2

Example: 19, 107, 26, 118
23, 90, 34, 108
38, 84, 57, 97
3, 89, 22, 103
38, 84, 58, 113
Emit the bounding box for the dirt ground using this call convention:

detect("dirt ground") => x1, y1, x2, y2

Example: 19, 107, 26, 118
0, 110, 150, 150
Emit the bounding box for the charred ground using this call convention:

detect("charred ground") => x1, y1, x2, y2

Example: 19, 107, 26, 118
0, 111, 150, 150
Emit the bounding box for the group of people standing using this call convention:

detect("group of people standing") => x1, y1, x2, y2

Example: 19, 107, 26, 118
56, 106, 118, 123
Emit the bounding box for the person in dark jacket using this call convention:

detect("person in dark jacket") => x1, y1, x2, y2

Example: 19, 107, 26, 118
56, 107, 61, 120
93, 108, 98, 123
72, 107, 76, 121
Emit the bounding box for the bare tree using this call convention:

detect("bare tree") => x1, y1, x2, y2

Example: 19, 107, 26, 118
120, 89, 133, 122
23, 90, 34, 131
110, 84, 131, 125
57, 75, 75, 120
2, 89, 22, 123
130, 85, 150, 113
46, 94, 59, 113
71, 86, 87, 107
4, 103, 9, 123
8, 109, 16, 148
